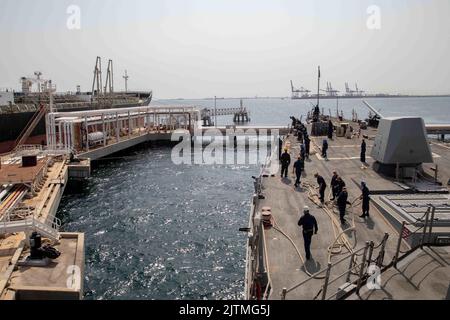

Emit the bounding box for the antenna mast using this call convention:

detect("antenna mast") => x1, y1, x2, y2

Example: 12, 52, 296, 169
317, 66, 321, 107
123, 70, 129, 93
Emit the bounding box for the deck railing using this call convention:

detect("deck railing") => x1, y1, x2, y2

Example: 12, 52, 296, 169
244, 146, 279, 300
280, 235, 390, 300
281, 205, 443, 300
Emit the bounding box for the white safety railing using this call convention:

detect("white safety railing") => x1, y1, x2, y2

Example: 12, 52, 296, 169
11, 144, 73, 157
0, 206, 60, 241
46, 105, 201, 152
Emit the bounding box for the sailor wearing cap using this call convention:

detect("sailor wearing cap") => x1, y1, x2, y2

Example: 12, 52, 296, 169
297, 206, 318, 260
359, 181, 370, 218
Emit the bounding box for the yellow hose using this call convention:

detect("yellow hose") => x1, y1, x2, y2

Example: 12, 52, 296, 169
302, 180, 357, 257
270, 178, 361, 280
272, 219, 326, 279
272, 137, 363, 279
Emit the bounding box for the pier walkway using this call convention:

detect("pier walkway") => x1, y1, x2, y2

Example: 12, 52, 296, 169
0, 151, 84, 299
45, 105, 289, 161
425, 140, 450, 186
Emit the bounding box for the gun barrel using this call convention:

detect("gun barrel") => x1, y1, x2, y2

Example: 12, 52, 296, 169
363, 100, 384, 118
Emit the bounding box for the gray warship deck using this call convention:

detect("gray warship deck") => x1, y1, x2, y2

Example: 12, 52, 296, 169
256, 123, 450, 300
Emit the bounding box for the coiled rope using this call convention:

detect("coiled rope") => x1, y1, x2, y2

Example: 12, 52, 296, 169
269, 178, 362, 280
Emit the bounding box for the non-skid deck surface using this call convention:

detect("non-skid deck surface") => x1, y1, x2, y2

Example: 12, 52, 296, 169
425, 141, 450, 188
260, 127, 413, 300
350, 246, 450, 300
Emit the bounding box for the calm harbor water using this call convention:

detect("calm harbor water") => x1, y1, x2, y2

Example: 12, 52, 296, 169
156, 96, 450, 126
58, 97, 450, 300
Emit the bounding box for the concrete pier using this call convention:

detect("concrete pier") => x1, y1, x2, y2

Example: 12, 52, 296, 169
0, 151, 85, 300
2, 233, 84, 300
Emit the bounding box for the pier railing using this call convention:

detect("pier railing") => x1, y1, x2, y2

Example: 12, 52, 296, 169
46, 105, 201, 152
202, 107, 250, 117
0, 206, 60, 242
13, 144, 74, 157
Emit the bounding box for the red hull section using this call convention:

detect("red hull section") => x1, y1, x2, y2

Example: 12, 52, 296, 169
0, 134, 47, 154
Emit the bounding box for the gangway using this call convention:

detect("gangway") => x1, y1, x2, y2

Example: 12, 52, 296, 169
13, 104, 47, 151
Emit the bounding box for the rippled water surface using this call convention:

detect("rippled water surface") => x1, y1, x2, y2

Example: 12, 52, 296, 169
58, 145, 258, 299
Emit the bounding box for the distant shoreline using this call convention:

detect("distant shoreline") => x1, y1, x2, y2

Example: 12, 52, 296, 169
157, 95, 450, 101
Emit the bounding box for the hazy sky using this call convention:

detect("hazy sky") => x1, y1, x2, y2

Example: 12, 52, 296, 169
0, 0, 449, 98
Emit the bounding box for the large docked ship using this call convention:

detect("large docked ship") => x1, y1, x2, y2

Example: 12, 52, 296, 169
0, 60, 152, 154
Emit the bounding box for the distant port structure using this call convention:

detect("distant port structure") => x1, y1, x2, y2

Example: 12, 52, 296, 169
290, 79, 450, 100
200, 98, 250, 127
291, 80, 379, 99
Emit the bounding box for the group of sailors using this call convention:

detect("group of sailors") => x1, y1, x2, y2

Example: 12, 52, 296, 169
290, 116, 311, 159
279, 151, 370, 223
313, 172, 370, 225
279, 116, 371, 260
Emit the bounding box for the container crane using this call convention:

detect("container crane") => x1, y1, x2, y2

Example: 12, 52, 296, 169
321, 82, 339, 97
355, 83, 365, 96
345, 82, 357, 97
290, 80, 311, 99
